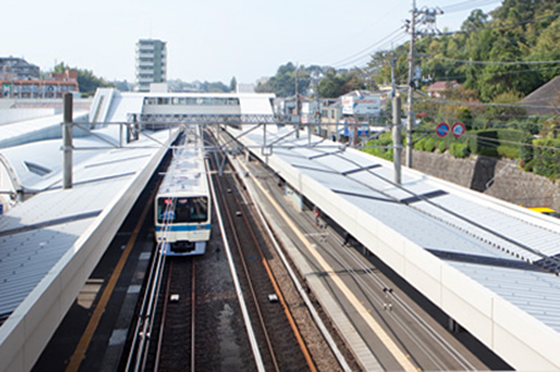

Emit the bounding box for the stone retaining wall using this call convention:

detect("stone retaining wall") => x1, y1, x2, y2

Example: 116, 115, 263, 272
410, 150, 560, 212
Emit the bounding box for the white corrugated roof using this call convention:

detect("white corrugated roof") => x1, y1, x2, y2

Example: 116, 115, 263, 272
0, 111, 89, 149
234, 126, 560, 333
0, 127, 177, 319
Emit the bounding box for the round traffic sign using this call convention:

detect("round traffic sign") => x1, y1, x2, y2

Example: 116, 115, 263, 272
436, 122, 449, 137
452, 122, 466, 138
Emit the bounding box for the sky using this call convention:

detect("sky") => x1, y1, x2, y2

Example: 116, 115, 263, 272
0, 0, 501, 85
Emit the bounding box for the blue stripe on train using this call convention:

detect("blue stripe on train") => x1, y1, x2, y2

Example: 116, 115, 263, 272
155, 224, 211, 232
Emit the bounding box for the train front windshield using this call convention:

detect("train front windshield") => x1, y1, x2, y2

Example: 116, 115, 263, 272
157, 197, 209, 224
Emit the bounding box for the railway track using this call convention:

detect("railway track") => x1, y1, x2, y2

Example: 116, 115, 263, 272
126, 126, 493, 371
208, 133, 316, 372
123, 129, 328, 372
233, 139, 496, 371
153, 258, 196, 371
124, 242, 167, 372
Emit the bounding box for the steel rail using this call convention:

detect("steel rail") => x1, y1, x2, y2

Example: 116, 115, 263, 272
211, 154, 281, 372
153, 262, 173, 371
225, 156, 318, 372
325, 234, 475, 370
190, 258, 196, 371
235, 138, 478, 370
231, 155, 353, 372
206, 158, 266, 372
124, 202, 175, 372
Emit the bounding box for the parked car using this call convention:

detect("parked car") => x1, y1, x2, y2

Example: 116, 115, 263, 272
528, 207, 560, 218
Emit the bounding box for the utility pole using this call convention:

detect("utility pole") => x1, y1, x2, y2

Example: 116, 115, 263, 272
315, 78, 321, 138
405, 2, 443, 168
393, 95, 402, 184
390, 49, 396, 99
295, 64, 300, 139
406, 0, 416, 168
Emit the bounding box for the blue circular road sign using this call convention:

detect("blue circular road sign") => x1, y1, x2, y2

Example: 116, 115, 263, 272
452, 122, 466, 138
436, 122, 450, 137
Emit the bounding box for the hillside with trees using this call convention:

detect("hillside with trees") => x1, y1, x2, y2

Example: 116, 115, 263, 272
370, 0, 560, 101
53, 62, 114, 97
384, 0, 560, 179
255, 63, 376, 98
258, 1, 560, 179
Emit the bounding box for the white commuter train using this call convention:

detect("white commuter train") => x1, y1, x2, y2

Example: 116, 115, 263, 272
154, 126, 211, 255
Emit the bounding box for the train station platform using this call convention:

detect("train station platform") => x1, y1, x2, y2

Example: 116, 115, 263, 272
226, 124, 560, 371
0, 125, 179, 372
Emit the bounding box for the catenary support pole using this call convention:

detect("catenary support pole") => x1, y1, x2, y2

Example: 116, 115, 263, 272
295, 64, 301, 139
63, 93, 73, 189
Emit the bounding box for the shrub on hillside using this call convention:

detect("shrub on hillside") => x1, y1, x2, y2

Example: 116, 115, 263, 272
414, 137, 436, 152
363, 136, 393, 161
468, 129, 532, 159
449, 142, 470, 158
523, 138, 560, 179
436, 141, 447, 153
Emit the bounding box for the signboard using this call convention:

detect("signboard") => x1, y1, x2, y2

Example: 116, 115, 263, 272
452, 122, 465, 138
436, 122, 450, 137
2, 84, 11, 96
341, 95, 381, 116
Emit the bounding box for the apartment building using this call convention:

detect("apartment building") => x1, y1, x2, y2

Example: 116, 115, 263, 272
135, 39, 167, 92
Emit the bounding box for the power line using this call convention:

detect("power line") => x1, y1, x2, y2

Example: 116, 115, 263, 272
442, 0, 500, 14
412, 65, 560, 84
441, 12, 560, 35
335, 32, 410, 69
311, 0, 409, 62
417, 96, 560, 112
330, 28, 406, 68
411, 131, 560, 160
420, 55, 560, 66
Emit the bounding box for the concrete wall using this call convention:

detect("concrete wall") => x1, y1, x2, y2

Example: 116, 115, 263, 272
410, 150, 560, 212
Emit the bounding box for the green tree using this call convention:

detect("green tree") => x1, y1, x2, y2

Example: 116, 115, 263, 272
486, 91, 527, 126
260, 62, 312, 97
200, 81, 229, 93
229, 76, 237, 92
461, 9, 489, 32
54, 62, 113, 97
317, 68, 370, 98
255, 78, 273, 93
318, 69, 346, 98
529, 17, 560, 81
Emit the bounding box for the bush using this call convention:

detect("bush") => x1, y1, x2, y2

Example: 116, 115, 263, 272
468, 129, 532, 160
436, 141, 447, 153
362, 135, 393, 161
414, 137, 437, 152
449, 142, 470, 158
523, 138, 560, 179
